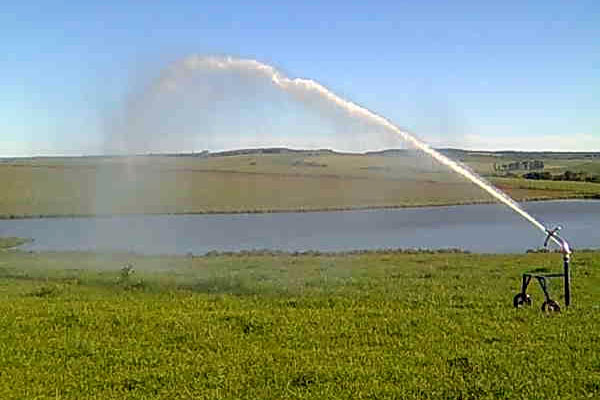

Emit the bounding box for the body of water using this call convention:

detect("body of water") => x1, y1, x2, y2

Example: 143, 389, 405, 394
0, 200, 598, 254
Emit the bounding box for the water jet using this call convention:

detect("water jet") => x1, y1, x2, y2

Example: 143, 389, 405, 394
157, 56, 575, 308
160, 56, 560, 242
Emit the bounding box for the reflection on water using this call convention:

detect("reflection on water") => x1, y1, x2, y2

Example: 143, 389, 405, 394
0, 200, 598, 254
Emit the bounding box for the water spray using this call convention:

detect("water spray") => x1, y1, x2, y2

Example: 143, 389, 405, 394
163, 56, 558, 245
162, 55, 572, 308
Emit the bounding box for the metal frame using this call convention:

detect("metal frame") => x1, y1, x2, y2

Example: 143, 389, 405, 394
514, 226, 571, 311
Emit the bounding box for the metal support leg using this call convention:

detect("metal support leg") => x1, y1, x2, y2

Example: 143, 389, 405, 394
564, 255, 571, 307
521, 274, 532, 295
535, 276, 552, 302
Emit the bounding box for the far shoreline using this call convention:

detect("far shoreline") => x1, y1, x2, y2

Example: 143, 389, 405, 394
1, 195, 598, 220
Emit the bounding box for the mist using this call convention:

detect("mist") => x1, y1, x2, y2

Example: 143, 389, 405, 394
104, 55, 408, 155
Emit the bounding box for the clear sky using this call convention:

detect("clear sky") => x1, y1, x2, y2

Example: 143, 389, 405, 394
2, 0, 599, 156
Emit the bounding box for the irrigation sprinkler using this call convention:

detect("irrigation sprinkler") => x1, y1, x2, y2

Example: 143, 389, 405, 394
513, 226, 572, 312
164, 56, 577, 312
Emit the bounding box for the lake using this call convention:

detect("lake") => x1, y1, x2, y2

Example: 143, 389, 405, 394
0, 200, 598, 254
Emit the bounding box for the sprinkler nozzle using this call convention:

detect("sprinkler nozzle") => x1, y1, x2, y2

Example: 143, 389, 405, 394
544, 226, 561, 247
544, 226, 571, 255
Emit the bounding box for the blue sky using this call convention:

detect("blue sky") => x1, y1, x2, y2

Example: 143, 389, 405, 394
2, 0, 599, 155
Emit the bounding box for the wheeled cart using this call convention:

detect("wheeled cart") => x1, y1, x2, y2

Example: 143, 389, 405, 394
513, 227, 571, 312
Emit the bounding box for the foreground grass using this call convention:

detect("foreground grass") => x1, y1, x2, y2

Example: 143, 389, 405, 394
2, 153, 599, 218
0, 249, 598, 399
0, 237, 30, 249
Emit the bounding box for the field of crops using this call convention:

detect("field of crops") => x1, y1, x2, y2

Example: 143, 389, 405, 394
0, 248, 598, 398
2, 151, 599, 218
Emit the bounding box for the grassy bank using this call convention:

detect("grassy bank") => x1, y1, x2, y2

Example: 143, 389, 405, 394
2, 152, 600, 218
0, 249, 598, 398
0, 237, 31, 249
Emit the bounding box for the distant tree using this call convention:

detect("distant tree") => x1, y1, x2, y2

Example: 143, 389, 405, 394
522, 171, 552, 180
561, 170, 587, 182
564, 170, 576, 181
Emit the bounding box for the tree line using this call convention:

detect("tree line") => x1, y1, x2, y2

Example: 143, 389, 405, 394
522, 170, 600, 183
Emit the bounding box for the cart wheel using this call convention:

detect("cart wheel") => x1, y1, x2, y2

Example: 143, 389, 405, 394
513, 293, 532, 308
541, 300, 561, 313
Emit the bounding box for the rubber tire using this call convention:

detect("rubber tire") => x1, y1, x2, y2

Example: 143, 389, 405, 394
513, 293, 532, 308
542, 299, 561, 313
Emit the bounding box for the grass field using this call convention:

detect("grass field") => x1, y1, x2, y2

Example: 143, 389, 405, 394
491, 177, 600, 201
1, 151, 599, 218
459, 152, 600, 177
0, 248, 598, 398
0, 237, 30, 249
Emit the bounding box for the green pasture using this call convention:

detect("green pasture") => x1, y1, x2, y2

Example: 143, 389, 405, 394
491, 177, 600, 200
0, 154, 489, 218
1, 152, 599, 218
0, 248, 598, 399
457, 152, 600, 177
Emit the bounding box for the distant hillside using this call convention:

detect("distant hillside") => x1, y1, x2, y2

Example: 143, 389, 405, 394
3, 147, 599, 161
2, 147, 600, 218
207, 148, 600, 159
208, 147, 339, 157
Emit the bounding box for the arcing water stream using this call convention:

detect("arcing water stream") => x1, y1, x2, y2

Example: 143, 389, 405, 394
161, 55, 554, 243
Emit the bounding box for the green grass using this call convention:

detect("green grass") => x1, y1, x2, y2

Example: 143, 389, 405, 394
0, 154, 491, 218
0, 249, 599, 398
491, 177, 600, 201
457, 152, 600, 177
0, 237, 31, 249
2, 152, 600, 218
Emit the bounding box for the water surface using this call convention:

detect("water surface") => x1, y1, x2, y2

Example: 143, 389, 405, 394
0, 200, 598, 254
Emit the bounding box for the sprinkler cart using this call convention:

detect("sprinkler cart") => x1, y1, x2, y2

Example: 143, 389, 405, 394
513, 226, 572, 312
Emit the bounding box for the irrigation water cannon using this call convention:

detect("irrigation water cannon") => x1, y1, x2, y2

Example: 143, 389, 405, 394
175, 56, 574, 311
513, 226, 572, 312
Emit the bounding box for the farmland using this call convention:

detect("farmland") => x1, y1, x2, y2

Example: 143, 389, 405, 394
1, 149, 599, 218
